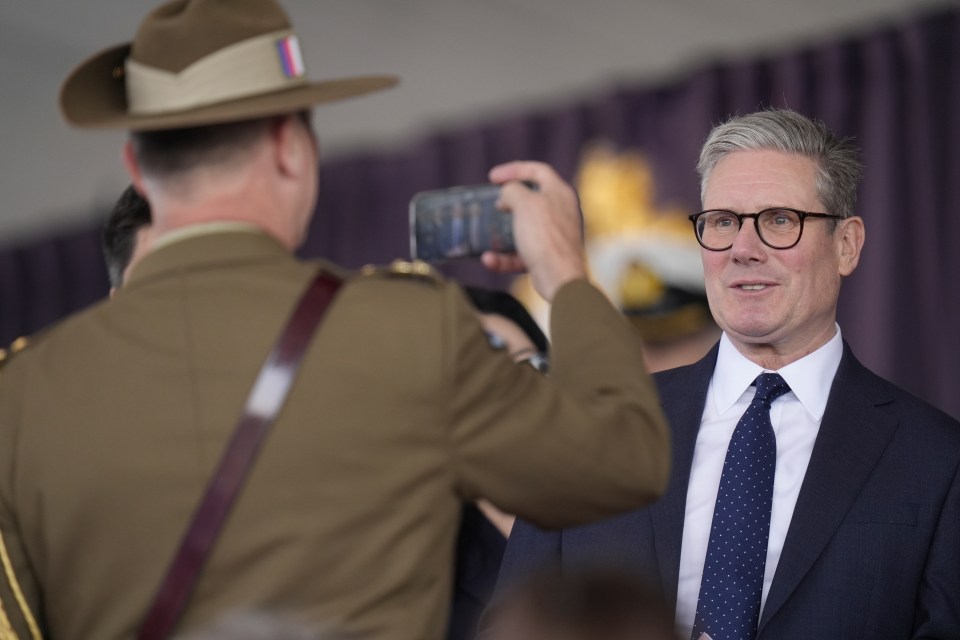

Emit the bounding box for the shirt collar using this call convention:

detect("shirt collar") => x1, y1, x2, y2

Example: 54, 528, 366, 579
713, 326, 843, 421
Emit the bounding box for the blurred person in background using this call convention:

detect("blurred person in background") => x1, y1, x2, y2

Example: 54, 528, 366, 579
585, 232, 720, 374
480, 569, 678, 640
103, 184, 154, 293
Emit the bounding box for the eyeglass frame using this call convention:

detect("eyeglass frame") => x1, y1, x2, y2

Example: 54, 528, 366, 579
687, 207, 845, 251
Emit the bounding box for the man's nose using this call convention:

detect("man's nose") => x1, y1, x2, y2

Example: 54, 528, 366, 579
730, 217, 767, 262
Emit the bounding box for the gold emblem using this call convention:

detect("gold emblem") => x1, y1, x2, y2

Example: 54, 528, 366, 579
9, 337, 29, 355
0, 337, 31, 371
360, 260, 441, 283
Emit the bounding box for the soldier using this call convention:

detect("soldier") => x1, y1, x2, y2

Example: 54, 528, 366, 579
0, 1, 669, 639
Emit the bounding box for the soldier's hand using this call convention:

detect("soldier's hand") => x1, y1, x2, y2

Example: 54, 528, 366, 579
482, 161, 587, 302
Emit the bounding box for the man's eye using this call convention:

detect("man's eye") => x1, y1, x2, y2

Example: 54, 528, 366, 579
765, 210, 799, 227
714, 215, 737, 228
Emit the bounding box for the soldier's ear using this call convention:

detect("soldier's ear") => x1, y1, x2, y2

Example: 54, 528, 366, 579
270, 115, 315, 180
122, 141, 146, 195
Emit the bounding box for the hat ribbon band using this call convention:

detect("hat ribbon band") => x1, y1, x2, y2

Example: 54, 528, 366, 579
126, 29, 308, 115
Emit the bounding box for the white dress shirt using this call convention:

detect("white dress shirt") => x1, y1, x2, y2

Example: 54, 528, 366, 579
675, 327, 843, 638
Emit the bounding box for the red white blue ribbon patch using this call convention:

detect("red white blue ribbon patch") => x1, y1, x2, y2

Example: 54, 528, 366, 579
276, 35, 306, 79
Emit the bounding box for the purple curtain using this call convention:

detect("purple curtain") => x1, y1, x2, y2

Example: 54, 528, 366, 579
2, 7, 958, 418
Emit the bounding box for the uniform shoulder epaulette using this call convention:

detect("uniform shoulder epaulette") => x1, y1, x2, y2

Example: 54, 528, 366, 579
359, 259, 443, 285
0, 336, 30, 371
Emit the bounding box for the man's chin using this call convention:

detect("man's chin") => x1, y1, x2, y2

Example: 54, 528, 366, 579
718, 317, 782, 344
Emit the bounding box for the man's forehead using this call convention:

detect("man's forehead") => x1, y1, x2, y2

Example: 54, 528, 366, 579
704, 149, 821, 207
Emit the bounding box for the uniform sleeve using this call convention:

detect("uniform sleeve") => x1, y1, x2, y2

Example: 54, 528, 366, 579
0, 364, 45, 640
442, 279, 670, 529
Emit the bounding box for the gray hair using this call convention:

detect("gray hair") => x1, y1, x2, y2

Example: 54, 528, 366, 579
697, 109, 862, 222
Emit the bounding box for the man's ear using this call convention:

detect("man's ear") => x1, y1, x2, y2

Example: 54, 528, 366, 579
122, 140, 146, 194
271, 115, 313, 179
837, 215, 865, 277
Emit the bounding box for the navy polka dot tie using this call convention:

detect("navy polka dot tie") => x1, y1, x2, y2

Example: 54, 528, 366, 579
691, 373, 791, 640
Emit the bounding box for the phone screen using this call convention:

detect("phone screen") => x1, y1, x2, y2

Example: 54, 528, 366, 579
409, 184, 515, 262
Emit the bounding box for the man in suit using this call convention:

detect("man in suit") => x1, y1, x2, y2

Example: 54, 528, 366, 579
501, 109, 960, 640
0, 1, 671, 639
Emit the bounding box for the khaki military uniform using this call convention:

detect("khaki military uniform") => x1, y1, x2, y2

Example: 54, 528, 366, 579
0, 231, 668, 640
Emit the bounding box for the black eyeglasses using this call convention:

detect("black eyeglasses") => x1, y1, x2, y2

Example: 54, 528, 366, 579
688, 208, 844, 251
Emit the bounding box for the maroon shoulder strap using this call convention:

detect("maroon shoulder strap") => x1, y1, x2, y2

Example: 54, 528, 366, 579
137, 271, 343, 640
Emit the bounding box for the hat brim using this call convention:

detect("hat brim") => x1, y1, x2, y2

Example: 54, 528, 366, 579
60, 43, 398, 131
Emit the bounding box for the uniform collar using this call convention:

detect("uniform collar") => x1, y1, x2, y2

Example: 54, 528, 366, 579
713, 326, 843, 421
150, 221, 262, 252
123, 229, 349, 291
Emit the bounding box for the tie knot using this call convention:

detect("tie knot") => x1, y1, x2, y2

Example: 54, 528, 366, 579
753, 372, 790, 403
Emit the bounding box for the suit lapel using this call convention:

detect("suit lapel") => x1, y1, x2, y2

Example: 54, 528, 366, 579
649, 346, 718, 608
758, 344, 898, 632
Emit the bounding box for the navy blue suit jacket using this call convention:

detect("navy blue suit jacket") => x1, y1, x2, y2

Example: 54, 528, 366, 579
500, 342, 960, 639
448, 505, 507, 640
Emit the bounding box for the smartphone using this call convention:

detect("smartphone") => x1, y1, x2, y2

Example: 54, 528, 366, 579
409, 184, 516, 262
